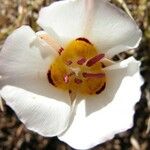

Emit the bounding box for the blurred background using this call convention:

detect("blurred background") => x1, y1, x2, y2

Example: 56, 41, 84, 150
0, 0, 149, 149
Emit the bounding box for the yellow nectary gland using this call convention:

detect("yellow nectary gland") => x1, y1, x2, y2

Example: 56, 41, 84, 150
48, 38, 106, 95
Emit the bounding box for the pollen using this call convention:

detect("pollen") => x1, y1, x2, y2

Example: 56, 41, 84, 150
48, 38, 106, 95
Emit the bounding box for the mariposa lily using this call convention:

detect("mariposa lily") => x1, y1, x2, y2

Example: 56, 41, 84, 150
0, 0, 143, 149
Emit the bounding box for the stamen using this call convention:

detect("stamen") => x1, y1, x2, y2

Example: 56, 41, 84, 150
49, 39, 107, 95
100, 58, 115, 67
38, 33, 63, 55
82, 72, 105, 78
86, 54, 105, 67
74, 78, 82, 84
64, 75, 69, 83
77, 57, 87, 65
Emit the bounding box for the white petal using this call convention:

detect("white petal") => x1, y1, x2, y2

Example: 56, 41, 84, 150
37, 0, 141, 56
0, 25, 44, 77
35, 30, 62, 58
0, 86, 71, 136
0, 25, 71, 108
0, 26, 73, 136
0, 25, 53, 97
87, 0, 142, 56
37, 0, 86, 44
58, 57, 143, 149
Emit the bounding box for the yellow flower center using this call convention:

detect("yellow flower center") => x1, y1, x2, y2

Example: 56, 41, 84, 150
47, 38, 106, 95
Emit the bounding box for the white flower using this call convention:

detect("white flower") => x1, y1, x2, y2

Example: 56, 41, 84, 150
0, 0, 143, 149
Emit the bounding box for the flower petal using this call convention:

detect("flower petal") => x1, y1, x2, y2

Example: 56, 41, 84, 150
0, 25, 53, 97
58, 57, 143, 149
0, 25, 72, 136
0, 26, 45, 79
0, 86, 71, 136
37, 0, 86, 45
35, 31, 62, 58
37, 0, 141, 56
87, 0, 142, 56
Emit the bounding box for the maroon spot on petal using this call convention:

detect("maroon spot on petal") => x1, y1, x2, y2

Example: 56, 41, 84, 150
76, 37, 92, 45
58, 47, 64, 55
96, 83, 106, 94
86, 54, 105, 67
69, 89, 72, 94
47, 70, 55, 86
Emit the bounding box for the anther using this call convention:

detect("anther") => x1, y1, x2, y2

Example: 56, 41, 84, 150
64, 75, 69, 83
77, 57, 87, 65
86, 54, 105, 67
82, 72, 105, 78
74, 78, 83, 84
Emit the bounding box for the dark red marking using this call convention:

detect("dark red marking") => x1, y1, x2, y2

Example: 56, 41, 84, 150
76, 37, 92, 45
74, 78, 83, 84
96, 83, 106, 94
82, 72, 105, 78
86, 54, 105, 67
64, 75, 69, 83
69, 89, 72, 94
77, 57, 87, 65
58, 47, 64, 55
66, 60, 72, 65
47, 70, 55, 86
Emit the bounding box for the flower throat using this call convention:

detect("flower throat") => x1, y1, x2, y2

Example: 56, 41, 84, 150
47, 38, 106, 95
